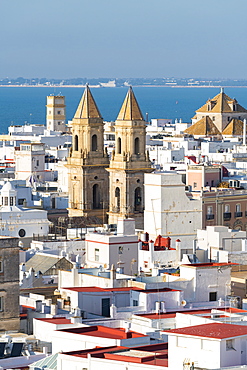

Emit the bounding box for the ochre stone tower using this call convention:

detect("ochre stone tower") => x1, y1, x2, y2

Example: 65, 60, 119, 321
107, 87, 153, 229
46, 95, 66, 132
67, 85, 109, 220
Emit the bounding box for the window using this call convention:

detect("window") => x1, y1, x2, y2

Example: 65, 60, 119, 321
228, 116, 231, 122
207, 206, 213, 215
57, 121, 60, 125
209, 292, 217, 301
92, 135, 97, 151
134, 187, 142, 211
133, 300, 138, 306
226, 339, 235, 351
212, 116, 215, 121
4, 197, 8, 206
115, 187, 120, 210
18, 199, 25, 205
134, 137, 140, 154
74, 135, 79, 151
10, 197, 14, 206
193, 182, 197, 188
36, 160, 39, 166
95, 248, 99, 262
0, 297, 3, 311
57, 110, 61, 115
0, 260, 3, 273
236, 204, 241, 213
92, 184, 100, 209
19, 229, 26, 237
117, 137, 121, 154
225, 204, 230, 213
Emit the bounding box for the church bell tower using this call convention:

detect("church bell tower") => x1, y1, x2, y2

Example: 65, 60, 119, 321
67, 85, 109, 220
107, 87, 153, 229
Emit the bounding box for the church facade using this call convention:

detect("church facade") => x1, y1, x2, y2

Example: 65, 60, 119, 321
67, 86, 152, 228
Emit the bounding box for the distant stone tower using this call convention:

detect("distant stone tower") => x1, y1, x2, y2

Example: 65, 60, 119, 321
46, 95, 66, 132
67, 85, 109, 219
107, 87, 153, 229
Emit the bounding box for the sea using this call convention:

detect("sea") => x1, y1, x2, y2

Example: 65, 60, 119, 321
1, 86, 247, 134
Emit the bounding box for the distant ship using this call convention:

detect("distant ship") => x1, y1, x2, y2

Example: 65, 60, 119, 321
100, 80, 116, 88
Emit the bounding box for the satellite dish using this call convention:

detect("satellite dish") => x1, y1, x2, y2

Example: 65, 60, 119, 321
181, 300, 187, 307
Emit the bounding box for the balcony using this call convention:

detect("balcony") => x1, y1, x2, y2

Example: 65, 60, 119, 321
235, 212, 243, 218
223, 212, 231, 221
206, 214, 214, 220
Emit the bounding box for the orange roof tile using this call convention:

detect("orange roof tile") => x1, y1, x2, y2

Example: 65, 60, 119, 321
196, 91, 247, 114
184, 116, 221, 136
222, 118, 245, 135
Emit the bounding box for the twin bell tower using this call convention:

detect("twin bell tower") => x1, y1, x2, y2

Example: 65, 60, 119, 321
67, 85, 153, 229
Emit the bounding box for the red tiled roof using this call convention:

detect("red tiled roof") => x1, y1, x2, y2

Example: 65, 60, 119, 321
166, 322, 247, 339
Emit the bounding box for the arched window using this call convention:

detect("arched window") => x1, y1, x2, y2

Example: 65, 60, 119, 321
92, 134, 97, 151
115, 187, 120, 211
134, 187, 142, 211
117, 137, 121, 154
74, 135, 79, 151
93, 184, 100, 209
134, 137, 140, 155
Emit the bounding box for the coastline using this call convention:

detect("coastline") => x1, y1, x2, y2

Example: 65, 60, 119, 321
1, 84, 247, 88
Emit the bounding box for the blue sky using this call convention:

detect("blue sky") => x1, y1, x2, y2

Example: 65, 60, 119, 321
1, 0, 247, 79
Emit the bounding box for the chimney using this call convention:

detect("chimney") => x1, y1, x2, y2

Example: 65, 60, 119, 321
50, 304, 57, 316
110, 264, 116, 281
110, 304, 117, 318
155, 301, 160, 314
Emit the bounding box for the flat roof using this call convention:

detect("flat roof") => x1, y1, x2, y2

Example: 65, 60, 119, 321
62, 343, 168, 367
165, 322, 247, 339
61, 286, 142, 293
58, 325, 146, 340
140, 288, 180, 293
61, 286, 179, 293
181, 262, 235, 268
35, 317, 72, 325
137, 307, 247, 319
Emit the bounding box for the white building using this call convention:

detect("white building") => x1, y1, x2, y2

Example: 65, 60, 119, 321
144, 172, 202, 248
196, 225, 246, 263
0, 181, 50, 244
166, 322, 247, 369
179, 262, 232, 305
15, 143, 46, 182
85, 218, 138, 275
